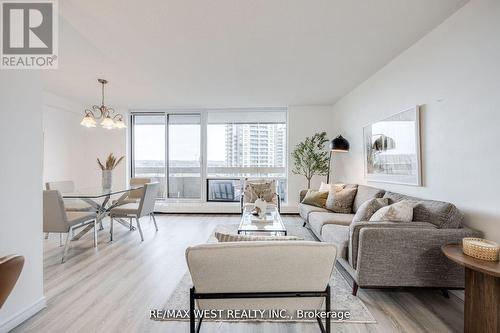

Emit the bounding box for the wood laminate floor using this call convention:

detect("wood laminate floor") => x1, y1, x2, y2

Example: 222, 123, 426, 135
13, 214, 464, 333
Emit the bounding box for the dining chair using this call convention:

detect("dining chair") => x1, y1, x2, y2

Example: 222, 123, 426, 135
0, 255, 24, 309
113, 177, 151, 206
45, 181, 94, 212
109, 182, 159, 242
43, 190, 98, 263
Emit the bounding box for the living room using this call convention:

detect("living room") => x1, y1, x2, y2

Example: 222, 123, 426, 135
1, 0, 499, 332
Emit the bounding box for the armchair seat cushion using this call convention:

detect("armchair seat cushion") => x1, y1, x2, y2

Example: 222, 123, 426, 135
110, 203, 140, 216
66, 211, 97, 226
309, 212, 354, 236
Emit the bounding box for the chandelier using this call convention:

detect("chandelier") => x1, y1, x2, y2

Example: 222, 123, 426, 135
80, 79, 126, 129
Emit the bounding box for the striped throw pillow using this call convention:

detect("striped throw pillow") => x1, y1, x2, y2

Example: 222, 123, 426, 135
215, 232, 302, 242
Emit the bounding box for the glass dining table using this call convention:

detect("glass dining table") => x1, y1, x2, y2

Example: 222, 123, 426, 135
61, 185, 144, 239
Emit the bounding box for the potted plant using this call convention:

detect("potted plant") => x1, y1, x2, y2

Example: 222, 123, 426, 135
292, 132, 329, 189
97, 153, 124, 189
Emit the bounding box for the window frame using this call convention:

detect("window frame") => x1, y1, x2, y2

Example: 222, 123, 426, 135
130, 108, 288, 204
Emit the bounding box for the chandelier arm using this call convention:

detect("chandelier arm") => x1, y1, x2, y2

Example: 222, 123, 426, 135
84, 109, 96, 117
112, 114, 123, 121
91, 105, 105, 119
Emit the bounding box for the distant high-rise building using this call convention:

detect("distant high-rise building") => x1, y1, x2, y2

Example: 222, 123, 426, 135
225, 123, 286, 168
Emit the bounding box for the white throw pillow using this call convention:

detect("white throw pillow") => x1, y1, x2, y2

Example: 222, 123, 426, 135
369, 200, 415, 223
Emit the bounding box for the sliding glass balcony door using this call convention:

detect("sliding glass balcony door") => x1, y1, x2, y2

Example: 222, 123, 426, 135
167, 114, 201, 199
131, 114, 166, 198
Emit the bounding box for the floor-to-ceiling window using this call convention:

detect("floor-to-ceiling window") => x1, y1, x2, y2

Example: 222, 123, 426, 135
130, 108, 287, 203
131, 114, 166, 198
206, 109, 287, 202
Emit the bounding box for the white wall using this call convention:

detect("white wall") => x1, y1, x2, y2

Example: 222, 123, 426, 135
287, 105, 334, 208
0, 73, 45, 332
42, 92, 127, 190
331, 0, 500, 241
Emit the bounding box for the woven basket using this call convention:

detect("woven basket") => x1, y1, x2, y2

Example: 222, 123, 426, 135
462, 238, 500, 261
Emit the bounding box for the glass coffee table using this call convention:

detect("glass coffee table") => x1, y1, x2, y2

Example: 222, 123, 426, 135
238, 206, 287, 236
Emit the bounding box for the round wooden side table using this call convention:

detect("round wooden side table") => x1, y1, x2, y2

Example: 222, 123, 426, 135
442, 244, 500, 333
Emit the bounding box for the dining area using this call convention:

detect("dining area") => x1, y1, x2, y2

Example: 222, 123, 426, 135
43, 178, 160, 263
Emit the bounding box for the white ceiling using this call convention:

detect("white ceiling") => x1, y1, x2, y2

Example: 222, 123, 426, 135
43, 0, 467, 109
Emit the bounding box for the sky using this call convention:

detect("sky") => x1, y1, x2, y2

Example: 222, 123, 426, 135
134, 124, 226, 161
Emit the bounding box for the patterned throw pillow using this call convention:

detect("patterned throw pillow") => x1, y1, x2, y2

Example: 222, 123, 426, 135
352, 198, 390, 222
301, 190, 329, 208
243, 180, 277, 203
215, 232, 302, 242
325, 186, 358, 213
369, 200, 415, 222
319, 182, 345, 193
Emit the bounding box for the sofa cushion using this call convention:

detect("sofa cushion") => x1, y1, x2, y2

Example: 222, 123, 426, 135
383, 191, 464, 228
321, 224, 349, 260
352, 185, 385, 213
353, 198, 389, 222
308, 211, 355, 236
298, 203, 329, 221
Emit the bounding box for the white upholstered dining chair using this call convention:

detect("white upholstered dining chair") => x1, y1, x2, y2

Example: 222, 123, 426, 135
43, 190, 98, 263
113, 177, 151, 206
109, 182, 159, 242
45, 181, 94, 212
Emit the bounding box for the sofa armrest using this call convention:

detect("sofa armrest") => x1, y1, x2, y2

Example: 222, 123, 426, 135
351, 224, 482, 287
349, 221, 435, 269
299, 189, 308, 203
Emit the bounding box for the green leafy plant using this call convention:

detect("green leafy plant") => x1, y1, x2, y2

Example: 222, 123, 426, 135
97, 153, 124, 171
292, 132, 329, 189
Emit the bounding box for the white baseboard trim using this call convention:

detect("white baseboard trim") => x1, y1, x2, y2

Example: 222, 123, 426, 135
0, 297, 46, 333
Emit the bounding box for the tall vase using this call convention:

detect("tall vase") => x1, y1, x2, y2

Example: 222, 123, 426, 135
102, 170, 112, 189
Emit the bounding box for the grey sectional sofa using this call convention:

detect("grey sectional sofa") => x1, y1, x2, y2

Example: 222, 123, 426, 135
299, 185, 482, 295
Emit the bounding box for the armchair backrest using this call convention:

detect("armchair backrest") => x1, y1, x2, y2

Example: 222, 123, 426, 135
242, 179, 278, 204
45, 180, 75, 193
138, 182, 159, 217
43, 190, 69, 233
186, 241, 336, 312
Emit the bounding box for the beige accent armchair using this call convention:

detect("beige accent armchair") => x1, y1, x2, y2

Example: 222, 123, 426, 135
43, 190, 98, 263
109, 182, 159, 242
186, 241, 336, 333
0, 255, 24, 309
240, 178, 281, 212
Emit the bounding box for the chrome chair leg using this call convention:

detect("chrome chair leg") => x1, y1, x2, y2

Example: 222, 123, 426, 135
62, 229, 72, 263
151, 213, 158, 231
59, 233, 63, 247
44, 232, 49, 239
110, 216, 114, 241
136, 217, 144, 241
93, 220, 97, 247
129, 217, 133, 230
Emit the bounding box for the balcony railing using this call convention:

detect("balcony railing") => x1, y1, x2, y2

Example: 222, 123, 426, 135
134, 165, 286, 202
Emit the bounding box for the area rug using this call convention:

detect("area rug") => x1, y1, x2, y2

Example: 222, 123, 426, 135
160, 222, 376, 324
